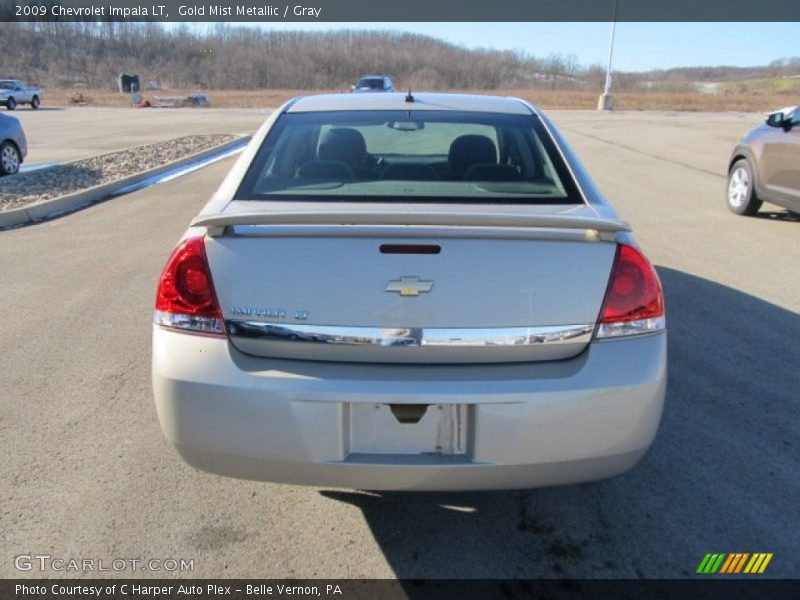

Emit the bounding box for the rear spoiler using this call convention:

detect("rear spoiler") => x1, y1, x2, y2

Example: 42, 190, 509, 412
192, 210, 630, 236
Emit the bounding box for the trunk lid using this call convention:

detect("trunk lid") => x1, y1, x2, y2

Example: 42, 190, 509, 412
201, 203, 624, 364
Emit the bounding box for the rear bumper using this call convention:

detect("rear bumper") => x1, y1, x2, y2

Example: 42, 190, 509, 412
152, 327, 667, 491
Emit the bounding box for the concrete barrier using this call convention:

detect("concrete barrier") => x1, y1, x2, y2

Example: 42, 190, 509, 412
0, 135, 249, 230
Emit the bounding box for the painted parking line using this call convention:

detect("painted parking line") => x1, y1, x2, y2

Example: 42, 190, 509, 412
19, 162, 60, 173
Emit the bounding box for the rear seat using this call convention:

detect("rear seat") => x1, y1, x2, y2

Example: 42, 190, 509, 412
381, 164, 439, 180
464, 163, 521, 181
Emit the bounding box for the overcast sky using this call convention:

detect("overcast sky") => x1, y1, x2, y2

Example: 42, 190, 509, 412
210, 22, 800, 72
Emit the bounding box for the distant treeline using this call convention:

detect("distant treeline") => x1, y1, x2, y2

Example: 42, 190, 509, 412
2, 22, 798, 91
641, 60, 800, 83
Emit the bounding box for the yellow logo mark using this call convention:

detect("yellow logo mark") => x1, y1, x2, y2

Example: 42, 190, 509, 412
385, 277, 434, 297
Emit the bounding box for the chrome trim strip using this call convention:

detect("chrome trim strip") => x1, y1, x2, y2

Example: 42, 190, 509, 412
226, 321, 595, 348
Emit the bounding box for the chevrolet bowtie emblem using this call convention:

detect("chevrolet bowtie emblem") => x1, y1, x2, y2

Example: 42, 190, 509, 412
385, 277, 434, 297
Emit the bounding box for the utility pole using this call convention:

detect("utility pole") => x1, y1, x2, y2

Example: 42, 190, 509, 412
598, 0, 618, 110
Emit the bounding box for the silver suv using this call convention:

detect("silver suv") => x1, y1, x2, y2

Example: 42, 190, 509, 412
0, 113, 27, 175
351, 75, 394, 93
727, 105, 800, 216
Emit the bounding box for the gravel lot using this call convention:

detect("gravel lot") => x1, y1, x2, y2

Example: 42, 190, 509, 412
0, 134, 236, 211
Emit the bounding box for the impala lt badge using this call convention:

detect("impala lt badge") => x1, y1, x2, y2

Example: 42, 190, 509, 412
385, 277, 434, 297
230, 306, 310, 321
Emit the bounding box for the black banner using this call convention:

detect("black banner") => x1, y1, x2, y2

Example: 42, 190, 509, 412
4, 580, 800, 600
2, 0, 799, 22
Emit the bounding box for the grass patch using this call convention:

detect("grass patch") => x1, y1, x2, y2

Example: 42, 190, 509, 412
714, 77, 800, 95
45, 86, 796, 112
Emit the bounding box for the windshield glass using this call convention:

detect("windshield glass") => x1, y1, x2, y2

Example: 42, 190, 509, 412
357, 78, 385, 89
235, 110, 582, 205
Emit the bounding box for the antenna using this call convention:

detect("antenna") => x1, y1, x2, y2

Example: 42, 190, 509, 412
405, 88, 415, 103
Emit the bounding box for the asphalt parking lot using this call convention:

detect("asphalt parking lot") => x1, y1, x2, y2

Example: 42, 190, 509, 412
13, 107, 267, 164
0, 108, 797, 579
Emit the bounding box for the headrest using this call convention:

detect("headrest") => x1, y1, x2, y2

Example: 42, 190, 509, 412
448, 135, 497, 178
318, 128, 367, 166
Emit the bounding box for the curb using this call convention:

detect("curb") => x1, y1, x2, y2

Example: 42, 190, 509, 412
0, 135, 250, 229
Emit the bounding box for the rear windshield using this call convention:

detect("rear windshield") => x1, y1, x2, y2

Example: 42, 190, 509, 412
357, 78, 385, 89
235, 110, 582, 205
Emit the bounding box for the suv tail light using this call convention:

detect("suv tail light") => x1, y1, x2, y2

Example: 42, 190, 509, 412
595, 243, 665, 339
154, 236, 225, 336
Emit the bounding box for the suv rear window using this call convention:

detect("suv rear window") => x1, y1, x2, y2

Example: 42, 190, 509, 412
356, 78, 385, 90
236, 110, 582, 205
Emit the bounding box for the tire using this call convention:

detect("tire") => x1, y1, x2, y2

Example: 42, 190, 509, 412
727, 159, 762, 216
31, 96, 40, 109
5, 97, 16, 110
0, 141, 21, 175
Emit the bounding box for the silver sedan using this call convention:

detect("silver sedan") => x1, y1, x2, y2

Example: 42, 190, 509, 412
0, 113, 27, 176
152, 93, 667, 491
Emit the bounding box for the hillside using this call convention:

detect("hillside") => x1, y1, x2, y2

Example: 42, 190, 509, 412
2, 22, 797, 105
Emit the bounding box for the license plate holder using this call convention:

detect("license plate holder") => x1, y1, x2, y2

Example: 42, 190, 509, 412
349, 403, 468, 455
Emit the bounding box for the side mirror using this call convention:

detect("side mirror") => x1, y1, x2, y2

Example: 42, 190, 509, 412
766, 112, 789, 129
350, 85, 355, 91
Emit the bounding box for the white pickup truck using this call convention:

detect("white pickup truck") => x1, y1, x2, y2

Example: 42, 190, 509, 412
0, 80, 42, 110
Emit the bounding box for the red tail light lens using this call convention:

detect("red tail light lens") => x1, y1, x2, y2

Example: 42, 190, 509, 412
154, 236, 225, 336
596, 244, 665, 339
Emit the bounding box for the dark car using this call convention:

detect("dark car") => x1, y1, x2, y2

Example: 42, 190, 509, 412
727, 105, 800, 216
351, 75, 394, 93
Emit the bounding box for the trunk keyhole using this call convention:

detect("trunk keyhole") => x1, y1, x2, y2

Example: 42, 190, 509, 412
389, 404, 428, 424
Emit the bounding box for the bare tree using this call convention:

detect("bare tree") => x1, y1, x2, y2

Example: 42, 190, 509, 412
1, 22, 796, 92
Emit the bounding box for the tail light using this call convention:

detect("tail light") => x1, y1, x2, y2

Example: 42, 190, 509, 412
154, 236, 225, 336
595, 243, 665, 339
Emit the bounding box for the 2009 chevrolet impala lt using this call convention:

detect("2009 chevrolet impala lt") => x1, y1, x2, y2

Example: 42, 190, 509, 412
152, 93, 667, 491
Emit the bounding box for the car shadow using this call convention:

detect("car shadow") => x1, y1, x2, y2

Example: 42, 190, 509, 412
320, 267, 800, 579
753, 209, 799, 222
17, 106, 64, 112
